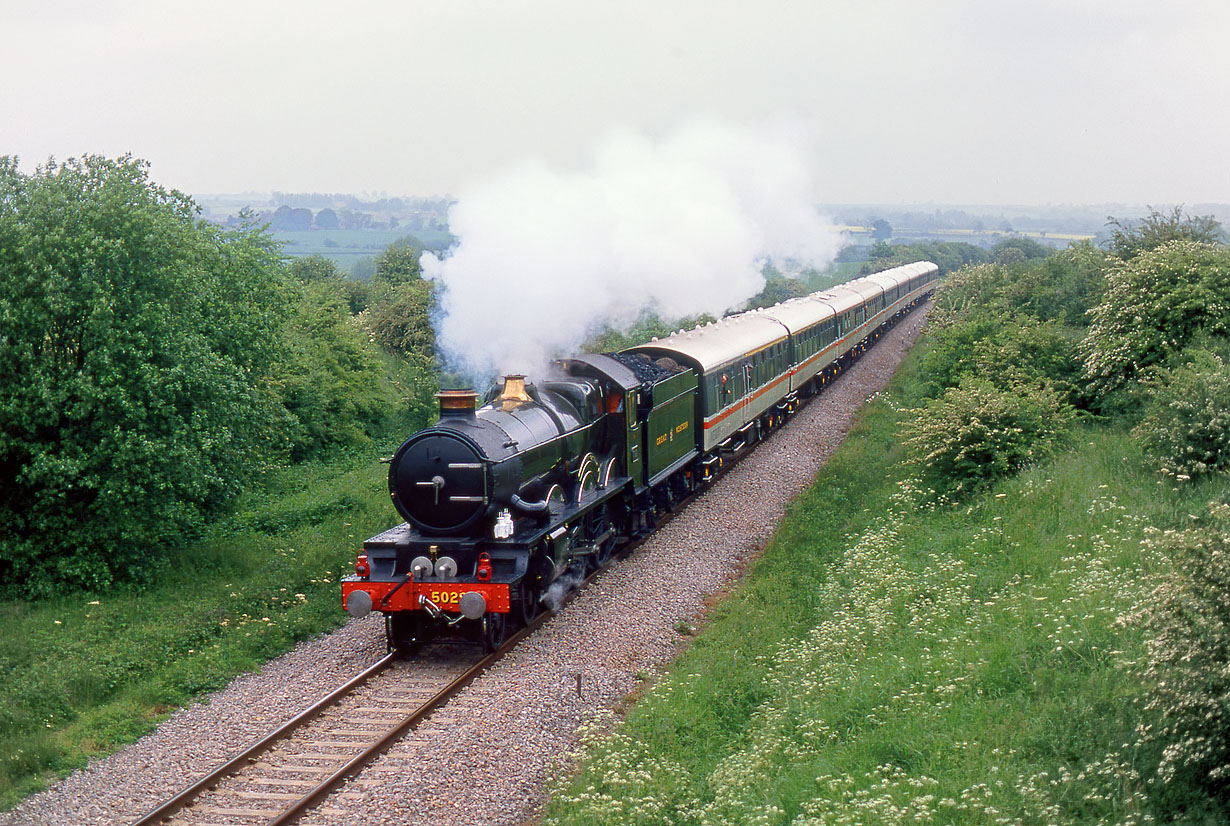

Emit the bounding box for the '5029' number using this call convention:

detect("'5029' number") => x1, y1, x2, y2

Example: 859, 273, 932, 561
429, 590, 461, 606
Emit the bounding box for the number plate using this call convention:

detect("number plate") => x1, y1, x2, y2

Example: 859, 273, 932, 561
414, 582, 510, 613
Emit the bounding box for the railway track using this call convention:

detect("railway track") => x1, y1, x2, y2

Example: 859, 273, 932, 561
127, 647, 473, 826
129, 542, 650, 826
127, 308, 922, 826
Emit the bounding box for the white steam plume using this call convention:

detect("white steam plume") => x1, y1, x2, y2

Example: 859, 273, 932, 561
422, 120, 846, 381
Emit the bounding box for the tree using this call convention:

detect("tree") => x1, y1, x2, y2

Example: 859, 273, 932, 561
0, 156, 292, 595
742, 262, 809, 310
269, 205, 313, 231
372, 239, 424, 289
314, 207, 339, 230
288, 254, 344, 283
364, 280, 437, 358
351, 256, 376, 281
871, 218, 893, 242
990, 236, 1052, 262
275, 279, 391, 460
1105, 206, 1224, 261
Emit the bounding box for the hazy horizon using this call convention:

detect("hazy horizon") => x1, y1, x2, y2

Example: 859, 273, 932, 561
4, 1, 1228, 207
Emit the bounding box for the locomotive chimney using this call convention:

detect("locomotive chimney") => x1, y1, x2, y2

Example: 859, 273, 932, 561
497, 374, 534, 411
436, 389, 479, 418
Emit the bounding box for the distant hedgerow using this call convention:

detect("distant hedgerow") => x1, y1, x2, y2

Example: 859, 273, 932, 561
901, 378, 1074, 497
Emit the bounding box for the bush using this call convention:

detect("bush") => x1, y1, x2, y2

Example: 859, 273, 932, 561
1081, 240, 1230, 403
1130, 502, 1230, 814
1133, 344, 1230, 481
925, 263, 1012, 328
0, 156, 291, 595
995, 241, 1107, 325
862, 240, 988, 277
362, 280, 437, 358
972, 317, 1086, 405
910, 314, 1083, 409
931, 244, 1107, 331
908, 314, 1002, 400
902, 378, 1074, 497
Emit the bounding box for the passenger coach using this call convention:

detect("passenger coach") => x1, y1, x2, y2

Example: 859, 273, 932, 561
625, 260, 938, 459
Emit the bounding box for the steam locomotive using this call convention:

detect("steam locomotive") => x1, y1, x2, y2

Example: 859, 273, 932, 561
342, 261, 939, 651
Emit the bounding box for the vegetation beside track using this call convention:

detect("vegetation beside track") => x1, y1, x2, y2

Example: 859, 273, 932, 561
0, 450, 403, 809
542, 351, 1229, 826
543, 212, 1230, 825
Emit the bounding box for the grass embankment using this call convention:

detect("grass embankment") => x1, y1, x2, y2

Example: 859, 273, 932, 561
543, 355, 1228, 824
0, 451, 399, 809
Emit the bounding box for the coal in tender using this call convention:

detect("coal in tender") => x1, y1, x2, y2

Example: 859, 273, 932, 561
606, 352, 682, 384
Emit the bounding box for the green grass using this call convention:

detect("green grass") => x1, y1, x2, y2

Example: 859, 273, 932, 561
0, 451, 401, 809
541, 350, 1229, 825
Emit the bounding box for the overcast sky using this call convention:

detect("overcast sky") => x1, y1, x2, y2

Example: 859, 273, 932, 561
4, 0, 1228, 205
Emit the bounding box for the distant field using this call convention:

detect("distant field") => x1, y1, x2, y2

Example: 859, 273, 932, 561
272, 224, 1093, 276
840, 226, 1094, 246
273, 229, 454, 270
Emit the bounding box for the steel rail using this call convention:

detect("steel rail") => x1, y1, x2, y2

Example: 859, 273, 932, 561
265, 607, 554, 826
127, 650, 398, 826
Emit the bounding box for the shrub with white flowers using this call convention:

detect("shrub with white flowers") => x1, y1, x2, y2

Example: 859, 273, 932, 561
1128, 502, 1230, 811
1080, 240, 1230, 404
1133, 344, 1230, 481
902, 378, 1074, 498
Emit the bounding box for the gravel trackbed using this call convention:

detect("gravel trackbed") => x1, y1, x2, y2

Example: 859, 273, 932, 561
3, 305, 929, 826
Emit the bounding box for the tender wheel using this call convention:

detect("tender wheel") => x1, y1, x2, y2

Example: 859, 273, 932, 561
386, 612, 425, 654
479, 612, 507, 653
